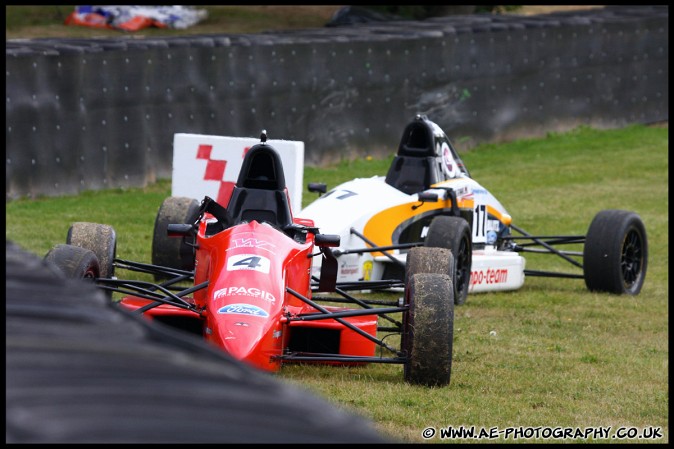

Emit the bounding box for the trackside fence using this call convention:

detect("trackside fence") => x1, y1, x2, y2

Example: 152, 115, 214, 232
5, 6, 668, 200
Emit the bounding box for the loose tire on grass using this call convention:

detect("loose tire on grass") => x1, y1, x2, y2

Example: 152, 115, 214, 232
66, 222, 116, 279
583, 210, 648, 295
402, 272, 454, 387
424, 216, 472, 305
45, 244, 100, 280
152, 197, 200, 277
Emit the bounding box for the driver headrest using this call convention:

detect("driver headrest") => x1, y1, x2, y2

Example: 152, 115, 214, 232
397, 118, 436, 157
236, 144, 286, 190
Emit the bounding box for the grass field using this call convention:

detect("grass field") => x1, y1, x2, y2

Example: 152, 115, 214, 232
6, 124, 668, 443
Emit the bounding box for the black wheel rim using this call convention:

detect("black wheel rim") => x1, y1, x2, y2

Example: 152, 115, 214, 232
455, 236, 470, 293
621, 228, 643, 288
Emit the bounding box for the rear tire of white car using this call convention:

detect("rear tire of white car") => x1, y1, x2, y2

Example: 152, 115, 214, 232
152, 197, 200, 279
583, 210, 648, 295
424, 216, 472, 305
66, 222, 116, 279
45, 244, 101, 280
402, 272, 454, 387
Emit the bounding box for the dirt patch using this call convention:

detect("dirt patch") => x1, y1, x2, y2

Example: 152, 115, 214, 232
647, 121, 669, 128
511, 5, 605, 15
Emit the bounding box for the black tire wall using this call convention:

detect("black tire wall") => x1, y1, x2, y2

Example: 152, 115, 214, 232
6, 6, 668, 201
6, 240, 389, 444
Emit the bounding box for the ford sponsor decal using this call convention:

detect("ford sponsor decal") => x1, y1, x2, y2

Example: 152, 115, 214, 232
217, 303, 269, 317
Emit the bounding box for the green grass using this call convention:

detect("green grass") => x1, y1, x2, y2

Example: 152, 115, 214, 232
5, 124, 669, 444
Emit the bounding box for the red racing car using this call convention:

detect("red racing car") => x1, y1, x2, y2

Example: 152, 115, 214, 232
44, 134, 455, 387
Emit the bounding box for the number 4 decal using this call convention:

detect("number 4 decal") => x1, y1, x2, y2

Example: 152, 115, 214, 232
227, 254, 270, 273
234, 256, 262, 269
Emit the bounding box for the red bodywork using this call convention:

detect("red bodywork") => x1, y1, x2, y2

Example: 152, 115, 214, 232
119, 213, 378, 372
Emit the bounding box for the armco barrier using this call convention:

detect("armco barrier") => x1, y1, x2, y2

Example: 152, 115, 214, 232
5, 6, 668, 200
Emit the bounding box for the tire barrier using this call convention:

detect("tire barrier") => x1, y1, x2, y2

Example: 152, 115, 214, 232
6, 240, 390, 443
5, 6, 668, 200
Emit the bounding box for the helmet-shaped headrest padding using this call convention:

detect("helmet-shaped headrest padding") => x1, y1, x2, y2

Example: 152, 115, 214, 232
237, 144, 286, 190
397, 119, 436, 157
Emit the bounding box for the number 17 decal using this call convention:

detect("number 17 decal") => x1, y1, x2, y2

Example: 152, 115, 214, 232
474, 204, 487, 239
227, 254, 270, 273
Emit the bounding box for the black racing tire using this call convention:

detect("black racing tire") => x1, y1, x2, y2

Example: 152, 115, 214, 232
424, 216, 472, 305
405, 246, 454, 288
402, 272, 454, 387
152, 197, 200, 277
583, 210, 648, 295
45, 244, 100, 280
66, 222, 116, 279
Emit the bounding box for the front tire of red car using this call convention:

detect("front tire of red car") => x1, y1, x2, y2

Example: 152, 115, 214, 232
152, 196, 200, 279
405, 246, 454, 287
45, 244, 101, 280
402, 272, 454, 387
66, 222, 116, 279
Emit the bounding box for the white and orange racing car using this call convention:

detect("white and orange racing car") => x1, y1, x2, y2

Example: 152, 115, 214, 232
298, 115, 648, 305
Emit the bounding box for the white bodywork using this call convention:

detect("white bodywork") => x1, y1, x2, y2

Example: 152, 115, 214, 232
298, 175, 526, 294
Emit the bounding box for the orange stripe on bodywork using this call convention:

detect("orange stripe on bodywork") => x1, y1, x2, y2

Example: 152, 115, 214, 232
489, 205, 512, 226
363, 203, 445, 250
362, 200, 465, 255
459, 201, 511, 226
362, 191, 511, 255
432, 179, 512, 226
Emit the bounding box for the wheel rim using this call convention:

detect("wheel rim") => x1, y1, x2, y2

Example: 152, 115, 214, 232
621, 228, 643, 289
455, 235, 470, 293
